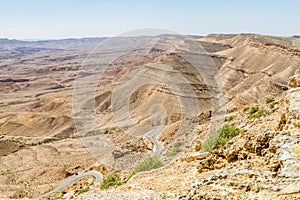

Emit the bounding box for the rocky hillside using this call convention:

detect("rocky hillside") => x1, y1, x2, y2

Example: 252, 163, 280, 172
178, 72, 300, 200
0, 34, 299, 199
72, 67, 300, 200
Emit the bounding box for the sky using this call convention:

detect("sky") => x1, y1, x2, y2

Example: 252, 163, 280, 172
0, 0, 299, 40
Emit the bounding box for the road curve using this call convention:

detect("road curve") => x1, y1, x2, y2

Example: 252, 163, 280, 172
150, 127, 162, 156
32, 171, 102, 199
33, 128, 162, 199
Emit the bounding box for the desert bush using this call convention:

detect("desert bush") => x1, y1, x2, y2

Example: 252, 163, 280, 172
201, 124, 242, 152
225, 115, 234, 122
266, 97, 275, 104
269, 101, 279, 109
130, 156, 164, 177
167, 141, 184, 156
248, 106, 259, 114
248, 106, 268, 120
100, 173, 122, 189
75, 187, 89, 195
197, 129, 203, 135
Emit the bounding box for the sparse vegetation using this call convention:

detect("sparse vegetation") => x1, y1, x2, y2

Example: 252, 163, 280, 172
269, 101, 279, 109
248, 106, 268, 120
100, 173, 123, 190
225, 115, 234, 122
197, 130, 203, 135
248, 106, 259, 114
266, 97, 275, 104
28, 137, 60, 146
75, 187, 89, 195
167, 141, 184, 156
266, 98, 279, 109
130, 156, 164, 177
201, 124, 242, 152
6, 139, 23, 144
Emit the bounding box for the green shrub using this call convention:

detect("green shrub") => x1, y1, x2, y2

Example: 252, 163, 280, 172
201, 131, 220, 152
167, 141, 184, 156
248, 106, 259, 114
197, 130, 203, 135
201, 124, 242, 152
75, 187, 89, 195
269, 101, 279, 109
225, 115, 234, 122
248, 106, 268, 120
266, 98, 275, 104
130, 156, 164, 177
100, 174, 122, 190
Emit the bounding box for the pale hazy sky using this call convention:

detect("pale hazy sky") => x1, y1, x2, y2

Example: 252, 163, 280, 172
0, 0, 299, 39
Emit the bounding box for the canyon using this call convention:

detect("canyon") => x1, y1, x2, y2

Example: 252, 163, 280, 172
0, 34, 299, 199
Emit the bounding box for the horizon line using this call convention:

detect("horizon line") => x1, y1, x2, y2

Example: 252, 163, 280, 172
1, 32, 299, 42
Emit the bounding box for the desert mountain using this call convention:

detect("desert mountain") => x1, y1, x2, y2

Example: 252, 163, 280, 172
0, 34, 299, 199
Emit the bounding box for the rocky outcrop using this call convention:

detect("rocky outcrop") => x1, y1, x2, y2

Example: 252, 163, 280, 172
180, 129, 300, 199
287, 73, 300, 131
180, 72, 300, 200
196, 131, 280, 173
279, 72, 300, 132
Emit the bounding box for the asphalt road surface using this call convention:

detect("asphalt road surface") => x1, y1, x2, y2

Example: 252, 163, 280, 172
32, 171, 102, 199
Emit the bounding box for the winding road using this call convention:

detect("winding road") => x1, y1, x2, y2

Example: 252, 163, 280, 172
32, 171, 102, 199
33, 127, 162, 199
150, 127, 162, 156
